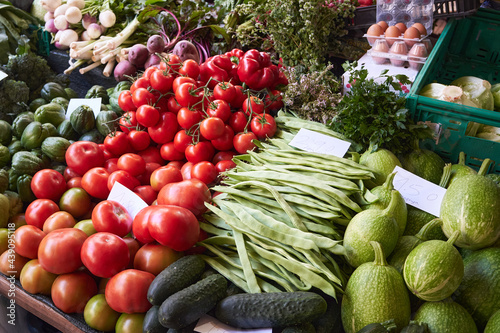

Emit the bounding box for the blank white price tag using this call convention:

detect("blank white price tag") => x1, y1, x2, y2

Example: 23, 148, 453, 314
66, 98, 102, 119
195, 314, 272, 333
289, 128, 351, 157
392, 166, 447, 217
0, 70, 7, 82
108, 182, 148, 219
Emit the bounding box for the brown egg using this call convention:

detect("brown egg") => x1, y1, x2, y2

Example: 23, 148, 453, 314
395, 22, 407, 33
366, 23, 384, 44
412, 23, 427, 36
404, 27, 421, 47
385, 26, 402, 46
389, 41, 408, 67
377, 21, 389, 32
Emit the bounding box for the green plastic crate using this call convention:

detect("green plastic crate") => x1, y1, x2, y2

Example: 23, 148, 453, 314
406, 8, 500, 172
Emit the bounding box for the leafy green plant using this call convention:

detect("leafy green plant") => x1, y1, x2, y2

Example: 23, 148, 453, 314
329, 62, 431, 154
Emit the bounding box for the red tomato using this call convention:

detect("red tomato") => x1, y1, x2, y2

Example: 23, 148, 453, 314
160, 142, 185, 161
229, 111, 249, 133
42, 211, 76, 233
231, 85, 246, 108
200, 117, 225, 140
119, 111, 139, 134
66, 177, 82, 189
63, 166, 81, 181
122, 237, 140, 268
142, 66, 158, 80
130, 77, 150, 92
191, 161, 217, 185
150, 70, 174, 94
173, 129, 194, 153
59, 187, 92, 219
175, 82, 202, 108
157, 179, 211, 217
211, 125, 235, 151
150, 165, 183, 192
184, 141, 215, 164
159, 53, 182, 73
147, 205, 200, 251
185, 228, 208, 255
167, 95, 182, 114
233, 132, 258, 154
242, 96, 265, 116
167, 160, 184, 170
138, 146, 165, 165
99, 144, 116, 160
136, 104, 160, 127
148, 111, 178, 144
178, 59, 200, 79
81, 167, 110, 199
65, 141, 105, 176
20, 259, 57, 295
132, 87, 156, 108
264, 89, 284, 111
137, 162, 161, 186
128, 130, 150, 152
105, 269, 155, 314
172, 76, 196, 93
250, 113, 277, 140
81, 232, 130, 278
104, 158, 119, 173
117, 153, 146, 177
177, 107, 202, 130
132, 206, 156, 244
13, 225, 46, 259
104, 131, 132, 157
38, 228, 87, 274
133, 243, 183, 275
25, 199, 59, 229
207, 99, 231, 122
107, 170, 140, 192
51, 272, 98, 313
31, 169, 66, 202
215, 160, 237, 173
92, 200, 133, 237
181, 161, 194, 180
213, 82, 236, 104
0, 251, 29, 279
118, 90, 137, 112
213, 151, 236, 164
133, 185, 157, 206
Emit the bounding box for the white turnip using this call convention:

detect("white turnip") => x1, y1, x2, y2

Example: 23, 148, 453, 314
67, 0, 85, 9
80, 31, 91, 41
54, 15, 68, 30
59, 29, 79, 47
87, 23, 102, 39
53, 4, 69, 17
99, 10, 116, 28
65, 7, 82, 24
44, 11, 54, 22
114, 60, 137, 82
128, 44, 149, 68
82, 14, 96, 29
40, 0, 61, 12
147, 35, 165, 54
44, 19, 58, 33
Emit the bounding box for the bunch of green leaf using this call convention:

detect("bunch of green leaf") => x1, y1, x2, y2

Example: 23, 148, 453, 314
230, 0, 356, 69
329, 62, 431, 154
282, 63, 343, 124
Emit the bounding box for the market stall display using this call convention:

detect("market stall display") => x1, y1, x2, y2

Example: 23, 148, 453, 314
1, 1, 500, 333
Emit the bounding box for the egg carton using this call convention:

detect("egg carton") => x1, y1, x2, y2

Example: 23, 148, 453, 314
367, 49, 428, 63
363, 33, 431, 47
376, 0, 434, 35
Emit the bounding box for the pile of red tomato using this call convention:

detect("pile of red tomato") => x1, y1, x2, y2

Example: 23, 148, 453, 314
0, 48, 287, 332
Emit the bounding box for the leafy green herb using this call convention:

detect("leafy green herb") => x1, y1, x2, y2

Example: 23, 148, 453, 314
328, 61, 432, 154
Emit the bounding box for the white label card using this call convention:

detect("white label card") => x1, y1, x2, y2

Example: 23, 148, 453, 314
289, 128, 351, 158
0, 70, 7, 82
107, 181, 148, 219
195, 314, 272, 333
66, 98, 102, 119
392, 166, 447, 217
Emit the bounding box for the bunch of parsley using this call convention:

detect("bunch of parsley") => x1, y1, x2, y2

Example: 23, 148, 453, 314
329, 62, 431, 154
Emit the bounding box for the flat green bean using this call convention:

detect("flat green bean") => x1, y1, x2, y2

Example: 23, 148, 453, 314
233, 230, 261, 293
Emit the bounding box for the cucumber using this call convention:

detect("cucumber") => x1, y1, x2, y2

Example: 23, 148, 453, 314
312, 294, 342, 333
143, 306, 164, 333
158, 273, 227, 329
148, 255, 206, 306
281, 322, 316, 333
215, 291, 327, 329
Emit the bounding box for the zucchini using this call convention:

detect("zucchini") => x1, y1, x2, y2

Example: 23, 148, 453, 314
34, 102, 66, 127
41, 82, 68, 102
41, 137, 71, 163
96, 110, 118, 136
12, 112, 34, 139
11, 151, 43, 175
148, 255, 206, 306
57, 120, 79, 141
79, 129, 104, 144
215, 291, 327, 329
158, 273, 227, 329
70, 105, 95, 135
